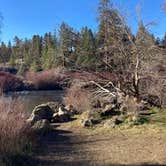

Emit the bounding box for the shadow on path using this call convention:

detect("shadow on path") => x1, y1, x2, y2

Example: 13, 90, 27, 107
34, 124, 166, 166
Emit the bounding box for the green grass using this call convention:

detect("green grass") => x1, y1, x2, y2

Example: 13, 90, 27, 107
147, 108, 166, 127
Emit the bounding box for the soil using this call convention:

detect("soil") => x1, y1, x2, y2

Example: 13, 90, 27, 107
35, 122, 166, 166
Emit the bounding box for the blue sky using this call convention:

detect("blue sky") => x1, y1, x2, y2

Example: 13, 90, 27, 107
0, 0, 165, 44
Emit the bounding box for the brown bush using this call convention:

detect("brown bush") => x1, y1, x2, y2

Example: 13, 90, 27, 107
63, 85, 92, 113
0, 97, 33, 161
25, 69, 68, 90
0, 71, 24, 92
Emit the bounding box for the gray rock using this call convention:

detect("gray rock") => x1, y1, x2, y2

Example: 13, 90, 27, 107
104, 117, 123, 128
27, 103, 55, 125
52, 106, 70, 122
81, 119, 93, 127
32, 119, 52, 135
65, 105, 78, 115
101, 104, 117, 116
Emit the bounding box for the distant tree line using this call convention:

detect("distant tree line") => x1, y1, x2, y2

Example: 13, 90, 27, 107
0, 0, 165, 74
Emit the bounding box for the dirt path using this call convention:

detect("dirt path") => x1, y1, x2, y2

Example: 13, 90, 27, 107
35, 123, 166, 166
35, 123, 97, 166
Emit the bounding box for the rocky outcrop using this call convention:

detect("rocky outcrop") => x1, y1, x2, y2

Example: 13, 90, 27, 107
52, 106, 70, 122
27, 102, 73, 127
32, 119, 52, 135
27, 102, 74, 135
27, 103, 55, 125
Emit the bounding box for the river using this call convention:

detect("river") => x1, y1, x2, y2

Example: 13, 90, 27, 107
4, 90, 64, 112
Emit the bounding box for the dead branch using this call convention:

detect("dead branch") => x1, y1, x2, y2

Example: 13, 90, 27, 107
90, 81, 116, 97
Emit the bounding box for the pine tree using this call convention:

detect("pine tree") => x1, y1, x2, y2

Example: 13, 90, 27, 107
97, 0, 133, 71
0, 42, 7, 64
161, 33, 166, 45
59, 22, 74, 68
75, 27, 97, 70
41, 32, 58, 69
30, 35, 42, 71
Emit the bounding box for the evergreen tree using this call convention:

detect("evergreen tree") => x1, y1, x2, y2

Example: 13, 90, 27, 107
0, 42, 7, 64
59, 22, 74, 67
97, 0, 133, 71
41, 32, 58, 69
161, 33, 166, 45
75, 27, 97, 70
30, 35, 42, 71
155, 37, 161, 45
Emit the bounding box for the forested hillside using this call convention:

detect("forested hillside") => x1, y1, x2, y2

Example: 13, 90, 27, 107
0, 0, 165, 74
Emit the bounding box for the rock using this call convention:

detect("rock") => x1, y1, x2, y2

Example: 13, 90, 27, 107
33, 104, 55, 119
52, 106, 70, 123
80, 111, 101, 127
27, 103, 55, 125
27, 114, 41, 126
32, 119, 52, 135
65, 105, 78, 115
81, 119, 93, 127
47, 102, 59, 113
104, 117, 123, 128
142, 94, 161, 107
101, 104, 117, 116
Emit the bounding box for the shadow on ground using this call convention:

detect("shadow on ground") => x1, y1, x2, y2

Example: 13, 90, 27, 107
34, 124, 166, 166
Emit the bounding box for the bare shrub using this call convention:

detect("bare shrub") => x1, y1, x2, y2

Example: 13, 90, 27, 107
63, 85, 92, 113
120, 95, 140, 116
0, 71, 24, 92
0, 97, 33, 161
25, 68, 68, 90
146, 73, 166, 108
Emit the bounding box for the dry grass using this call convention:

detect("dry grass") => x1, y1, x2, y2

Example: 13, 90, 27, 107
63, 85, 92, 113
0, 97, 34, 164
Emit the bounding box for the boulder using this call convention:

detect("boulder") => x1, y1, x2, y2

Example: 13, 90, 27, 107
142, 94, 161, 107
81, 119, 93, 127
27, 103, 55, 125
33, 104, 55, 119
27, 114, 41, 126
47, 102, 59, 113
65, 105, 78, 115
32, 119, 52, 135
52, 106, 70, 122
104, 117, 123, 128
80, 111, 101, 127
101, 104, 118, 117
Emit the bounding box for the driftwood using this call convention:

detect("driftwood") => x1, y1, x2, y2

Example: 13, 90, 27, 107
90, 81, 124, 99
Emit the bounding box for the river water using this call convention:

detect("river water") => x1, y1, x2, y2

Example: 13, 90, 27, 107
4, 90, 64, 112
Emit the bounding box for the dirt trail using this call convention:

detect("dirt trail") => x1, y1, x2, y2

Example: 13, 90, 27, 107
35, 123, 96, 166
35, 123, 166, 166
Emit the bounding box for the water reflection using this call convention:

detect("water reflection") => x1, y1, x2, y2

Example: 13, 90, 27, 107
5, 90, 64, 112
